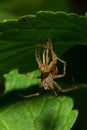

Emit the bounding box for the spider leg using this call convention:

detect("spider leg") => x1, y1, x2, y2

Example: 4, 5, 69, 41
51, 89, 58, 96
18, 92, 40, 98
42, 39, 53, 50
47, 39, 66, 77
48, 40, 66, 78
42, 39, 51, 65
46, 39, 53, 50
18, 88, 43, 98
42, 39, 52, 66
53, 81, 77, 92
24, 73, 41, 79
54, 58, 66, 78
46, 46, 50, 64
39, 39, 57, 71
43, 48, 50, 64
35, 48, 43, 68
43, 49, 46, 65
47, 43, 58, 71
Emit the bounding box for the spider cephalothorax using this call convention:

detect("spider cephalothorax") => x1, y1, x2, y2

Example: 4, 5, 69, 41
19, 39, 76, 98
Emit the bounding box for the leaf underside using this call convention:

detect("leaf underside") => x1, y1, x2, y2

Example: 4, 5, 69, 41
0, 11, 87, 75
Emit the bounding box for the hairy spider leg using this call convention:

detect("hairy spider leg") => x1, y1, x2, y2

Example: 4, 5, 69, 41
45, 39, 54, 65
18, 92, 40, 98
46, 39, 53, 49
18, 72, 41, 98
49, 87, 58, 96
42, 39, 58, 70
40, 39, 54, 66
54, 57, 66, 79
35, 46, 50, 68
18, 48, 42, 98
53, 81, 77, 93
23, 73, 41, 79
46, 39, 66, 78
42, 39, 53, 50
46, 46, 50, 65
41, 39, 57, 73
42, 49, 46, 65
42, 46, 50, 65
18, 87, 44, 98
35, 48, 43, 68
40, 39, 52, 65
47, 42, 58, 72
45, 39, 66, 78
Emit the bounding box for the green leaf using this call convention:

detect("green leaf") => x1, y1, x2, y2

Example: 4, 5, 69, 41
1, 11, 87, 129
0, 69, 78, 130
4, 69, 40, 93
0, 11, 87, 75
0, 94, 78, 130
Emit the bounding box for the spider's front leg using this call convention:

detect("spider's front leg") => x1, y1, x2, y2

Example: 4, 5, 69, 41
35, 45, 50, 70
42, 39, 57, 66
35, 47, 43, 68
44, 39, 58, 72
42, 45, 50, 65
45, 39, 66, 78
54, 58, 66, 79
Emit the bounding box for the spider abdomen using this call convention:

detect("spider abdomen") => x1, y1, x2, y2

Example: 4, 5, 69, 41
40, 75, 54, 90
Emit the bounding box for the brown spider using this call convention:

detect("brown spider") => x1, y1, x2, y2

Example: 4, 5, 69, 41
19, 39, 76, 98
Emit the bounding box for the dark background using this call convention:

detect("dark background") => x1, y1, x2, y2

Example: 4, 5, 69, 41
0, 0, 87, 20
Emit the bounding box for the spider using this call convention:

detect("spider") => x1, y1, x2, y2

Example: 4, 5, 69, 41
19, 39, 76, 98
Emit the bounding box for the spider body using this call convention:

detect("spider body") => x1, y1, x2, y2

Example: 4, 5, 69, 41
40, 65, 58, 92
33, 39, 71, 96
40, 73, 54, 90
19, 39, 76, 98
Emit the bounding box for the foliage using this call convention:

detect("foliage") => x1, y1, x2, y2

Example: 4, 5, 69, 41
0, 11, 87, 129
